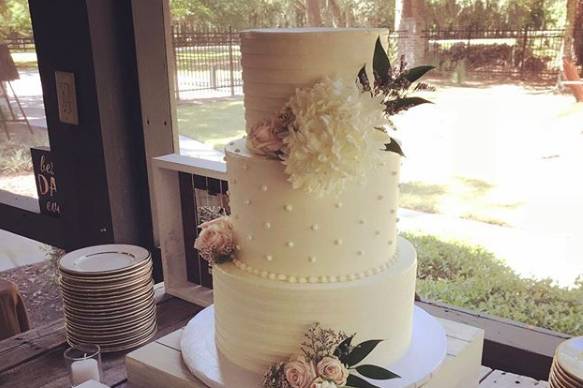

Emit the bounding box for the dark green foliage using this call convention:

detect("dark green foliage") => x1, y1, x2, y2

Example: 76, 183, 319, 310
406, 232, 583, 336
355, 364, 400, 380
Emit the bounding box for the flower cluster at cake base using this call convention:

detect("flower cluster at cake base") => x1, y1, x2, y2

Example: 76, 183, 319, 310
193, 216, 236, 264
263, 323, 399, 388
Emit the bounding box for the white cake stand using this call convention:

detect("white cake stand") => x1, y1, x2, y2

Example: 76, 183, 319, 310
181, 306, 447, 388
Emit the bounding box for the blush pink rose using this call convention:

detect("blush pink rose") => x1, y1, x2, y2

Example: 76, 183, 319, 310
194, 216, 235, 263
247, 118, 285, 158
315, 357, 348, 386
284, 356, 317, 388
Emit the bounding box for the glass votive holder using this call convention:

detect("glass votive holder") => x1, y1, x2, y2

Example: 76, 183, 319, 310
64, 344, 103, 387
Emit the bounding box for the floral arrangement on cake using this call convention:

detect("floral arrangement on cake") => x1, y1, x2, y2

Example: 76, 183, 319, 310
264, 323, 399, 388
193, 216, 235, 264
247, 37, 434, 195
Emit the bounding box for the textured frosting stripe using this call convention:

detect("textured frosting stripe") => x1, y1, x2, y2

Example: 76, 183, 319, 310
213, 237, 417, 373
226, 138, 400, 279
240, 28, 388, 131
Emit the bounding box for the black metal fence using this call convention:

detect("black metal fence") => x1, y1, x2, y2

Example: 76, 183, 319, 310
171, 25, 242, 98
169, 26, 576, 98
424, 28, 570, 78
5, 36, 35, 51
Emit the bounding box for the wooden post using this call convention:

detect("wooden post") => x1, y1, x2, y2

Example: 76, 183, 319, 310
520, 27, 529, 79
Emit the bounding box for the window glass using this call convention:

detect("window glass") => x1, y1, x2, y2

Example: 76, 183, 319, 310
169, 0, 583, 335
0, 0, 49, 202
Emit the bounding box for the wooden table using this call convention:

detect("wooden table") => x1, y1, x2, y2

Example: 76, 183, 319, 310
0, 294, 550, 388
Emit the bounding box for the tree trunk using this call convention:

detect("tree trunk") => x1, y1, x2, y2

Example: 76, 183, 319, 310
575, 1, 583, 66
306, 0, 322, 27
563, 0, 578, 60
395, 0, 425, 65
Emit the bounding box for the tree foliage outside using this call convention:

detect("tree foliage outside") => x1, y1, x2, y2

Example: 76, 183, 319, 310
169, 0, 570, 30
0, 0, 32, 40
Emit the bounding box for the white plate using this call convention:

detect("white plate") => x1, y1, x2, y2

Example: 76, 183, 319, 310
556, 337, 583, 382
181, 305, 447, 388
59, 244, 150, 275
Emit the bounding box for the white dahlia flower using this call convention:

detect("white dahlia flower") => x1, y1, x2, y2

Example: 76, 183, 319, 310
282, 78, 386, 196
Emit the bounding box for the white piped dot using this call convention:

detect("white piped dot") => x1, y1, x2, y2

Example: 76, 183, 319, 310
388, 240, 394, 245
335, 202, 343, 208
349, 273, 357, 280
264, 222, 271, 229
339, 275, 347, 282
277, 274, 287, 281
309, 276, 319, 283
284, 204, 293, 212
311, 224, 319, 231
268, 273, 276, 280
298, 277, 307, 284
242, 164, 249, 170
288, 276, 297, 283
235, 244, 241, 250
375, 230, 381, 236
308, 256, 317, 263
372, 267, 380, 274
391, 171, 397, 176
286, 241, 295, 248
265, 255, 273, 262
244, 199, 252, 205
260, 185, 268, 191
320, 276, 329, 283
328, 275, 338, 282
357, 250, 365, 256
334, 239, 343, 246
247, 234, 253, 241
253, 268, 259, 275
377, 195, 384, 200
358, 219, 365, 225
390, 209, 396, 214
260, 271, 268, 278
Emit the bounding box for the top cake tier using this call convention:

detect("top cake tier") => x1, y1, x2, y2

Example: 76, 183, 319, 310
240, 28, 388, 132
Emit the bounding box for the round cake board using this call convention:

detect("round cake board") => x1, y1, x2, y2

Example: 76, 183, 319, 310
181, 305, 447, 388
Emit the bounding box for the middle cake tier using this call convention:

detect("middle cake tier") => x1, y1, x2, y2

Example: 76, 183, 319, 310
225, 139, 401, 281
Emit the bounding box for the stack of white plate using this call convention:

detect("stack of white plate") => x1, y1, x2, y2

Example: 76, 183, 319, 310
550, 337, 583, 388
59, 244, 157, 353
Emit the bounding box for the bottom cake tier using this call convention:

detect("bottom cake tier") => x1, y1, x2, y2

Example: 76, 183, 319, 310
212, 236, 417, 374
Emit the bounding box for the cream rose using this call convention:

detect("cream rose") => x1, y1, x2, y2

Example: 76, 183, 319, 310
284, 356, 317, 388
315, 357, 348, 386
247, 118, 285, 159
193, 216, 235, 264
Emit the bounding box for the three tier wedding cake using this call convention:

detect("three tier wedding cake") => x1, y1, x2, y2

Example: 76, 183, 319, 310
192, 28, 434, 388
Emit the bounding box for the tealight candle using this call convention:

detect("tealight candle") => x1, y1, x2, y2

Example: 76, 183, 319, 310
64, 344, 102, 387
71, 358, 100, 386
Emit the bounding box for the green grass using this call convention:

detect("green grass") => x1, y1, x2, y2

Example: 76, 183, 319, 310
408, 232, 583, 335
399, 182, 447, 213
177, 99, 245, 150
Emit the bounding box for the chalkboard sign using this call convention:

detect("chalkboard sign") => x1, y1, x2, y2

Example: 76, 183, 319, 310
31, 146, 62, 217
0, 44, 19, 82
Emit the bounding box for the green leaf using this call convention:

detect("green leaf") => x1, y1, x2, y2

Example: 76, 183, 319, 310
383, 139, 405, 157
346, 339, 383, 366
355, 365, 400, 380
356, 65, 371, 92
384, 96, 433, 115
346, 374, 381, 388
403, 65, 435, 83
372, 37, 391, 86
334, 335, 354, 364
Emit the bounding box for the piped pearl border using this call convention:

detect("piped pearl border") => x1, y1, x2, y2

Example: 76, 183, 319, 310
230, 250, 399, 284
